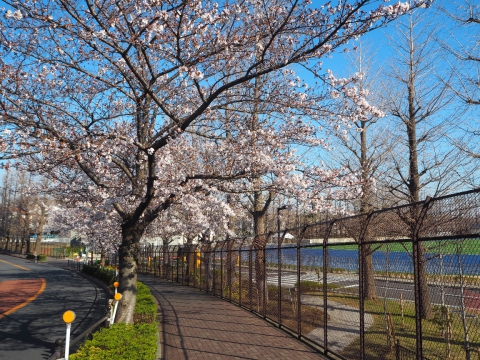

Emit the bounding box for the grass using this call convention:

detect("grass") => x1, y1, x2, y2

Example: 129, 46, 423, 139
224, 280, 327, 333
321, 293, 480, 360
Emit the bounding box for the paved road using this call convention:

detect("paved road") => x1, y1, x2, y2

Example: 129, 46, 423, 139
0, 254, 108, 360
263, 269, 479, 311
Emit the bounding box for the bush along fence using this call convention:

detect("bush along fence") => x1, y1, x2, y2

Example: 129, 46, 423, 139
133, 188, 480, 360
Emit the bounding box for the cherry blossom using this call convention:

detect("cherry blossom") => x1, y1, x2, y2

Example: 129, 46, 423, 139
0, 0, 431, 323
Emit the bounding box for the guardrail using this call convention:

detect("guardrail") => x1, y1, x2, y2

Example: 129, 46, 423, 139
66, 259, 85, 272
49, 315, 109, 360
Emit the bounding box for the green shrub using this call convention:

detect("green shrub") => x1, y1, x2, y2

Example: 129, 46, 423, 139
82, 264, 117, 288
71, 281, 158, 360
26, 253, 46, 261
70, 323, 157, 360
134, 282, 157, 324
37, 254, 47, 262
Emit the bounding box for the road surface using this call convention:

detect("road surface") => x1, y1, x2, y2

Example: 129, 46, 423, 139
0, 254, 108, 360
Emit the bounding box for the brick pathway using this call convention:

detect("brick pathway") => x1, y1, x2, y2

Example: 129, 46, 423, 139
139, 276, 327, 360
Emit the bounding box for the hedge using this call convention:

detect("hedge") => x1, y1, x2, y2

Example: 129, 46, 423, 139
134, 282, 157, 324
69, 323, 157, 360
70, 281, 158, 360
26, 253, 47, 262
82, 264, 117, 288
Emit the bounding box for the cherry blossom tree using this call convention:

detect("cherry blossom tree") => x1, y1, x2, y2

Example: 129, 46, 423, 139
49, 203, 121, 262
0, 0, 428, 323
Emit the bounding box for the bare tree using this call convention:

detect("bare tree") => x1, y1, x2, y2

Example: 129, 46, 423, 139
381, 9, 467, 318
325, 42, 396, 300
383, 11, 466, 203
437, 1, 480, 181
439, 0, 480, 106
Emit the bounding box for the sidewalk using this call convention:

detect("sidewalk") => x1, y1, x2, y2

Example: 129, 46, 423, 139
139, 276, 328, 360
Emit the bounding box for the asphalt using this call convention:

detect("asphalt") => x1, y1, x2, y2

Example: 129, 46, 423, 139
0, 254, 109, 360
1, 254, 351, 360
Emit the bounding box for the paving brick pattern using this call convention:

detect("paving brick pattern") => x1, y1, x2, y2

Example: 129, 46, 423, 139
140, 276, 326, 360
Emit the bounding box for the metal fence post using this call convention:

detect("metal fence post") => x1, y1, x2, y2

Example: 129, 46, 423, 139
278, 231, 284, 326
221, 242, 224, 299
263, 241, 267, 318
249, 245, 253, 311
199, 245, 203, 290
297, 239, 301, 337
181, 247, 185, 285
171, 246, 175, 283
296, 226, 308, 339
323, 220, 335, 354
193, 245, 196, 288
212, 245, 216, 295
359, 239, 365, 360
239, 239, 246, 307
412, 197, 432, 360
357, 212, 373, 360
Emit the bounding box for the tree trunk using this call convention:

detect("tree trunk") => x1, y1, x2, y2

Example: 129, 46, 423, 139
116, 222, 145, 324
225, 194, 237, 292
34, 203, 46, 254
225, 240, 236, 294
162, 245, 170, 278
360, 124, 377, 300
403, 29, 431, 317
184, 237, 195, 285
26, 238, 31, 254
100, 249, 106, 266
363, 244, 377, 300
417, 240, 431, 319
252, 192, 267, 308
406, 86, 431, 319
253, 235, 268, 312
202, 242, 212, 291
20, 237, 26, 254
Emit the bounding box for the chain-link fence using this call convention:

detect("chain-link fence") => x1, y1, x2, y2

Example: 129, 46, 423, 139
136, 188, 480, 360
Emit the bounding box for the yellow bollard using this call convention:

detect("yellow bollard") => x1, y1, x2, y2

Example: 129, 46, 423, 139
62, 310, 76, 360
112, 293, 122, 323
